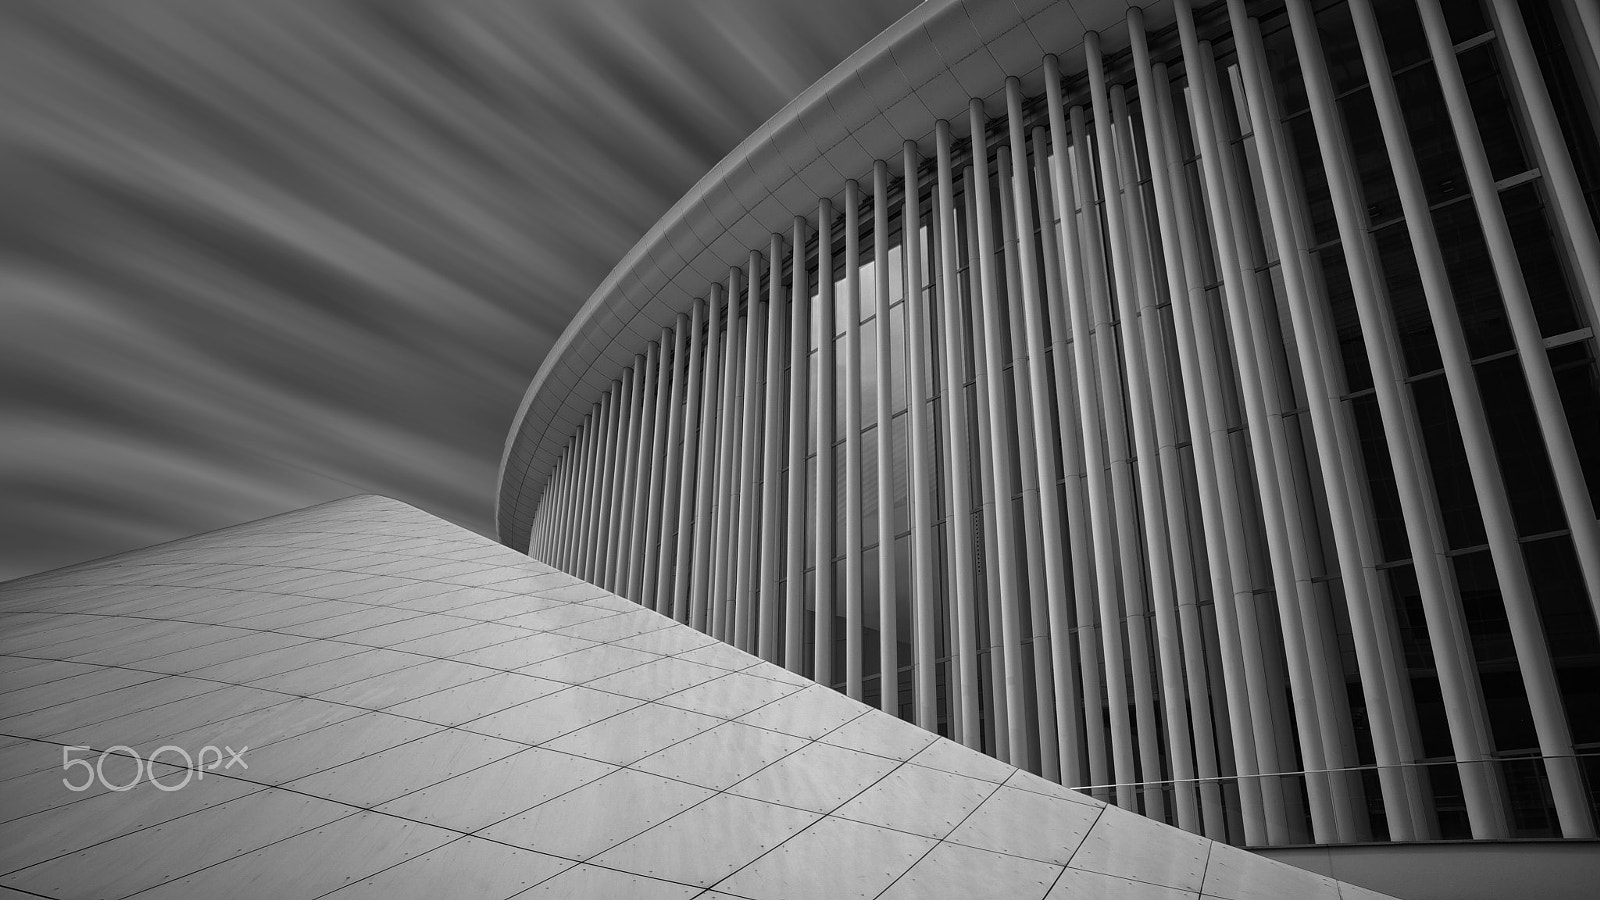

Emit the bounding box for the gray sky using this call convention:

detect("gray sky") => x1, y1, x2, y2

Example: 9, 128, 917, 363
0, 0, 916, 581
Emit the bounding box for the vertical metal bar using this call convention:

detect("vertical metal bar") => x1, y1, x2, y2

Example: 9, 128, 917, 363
591, 381, 623, 586
613, 358, 648, 593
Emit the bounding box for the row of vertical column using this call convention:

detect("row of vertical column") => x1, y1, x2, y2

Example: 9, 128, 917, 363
524, 0, 1600, 848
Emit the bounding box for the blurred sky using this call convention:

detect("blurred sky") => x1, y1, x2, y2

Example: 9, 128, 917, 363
0, 0, 917, 581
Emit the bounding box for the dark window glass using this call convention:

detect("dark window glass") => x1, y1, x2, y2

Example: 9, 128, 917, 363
1374, 0, 1430, 70
1431, 199, 1514, 358
1476, 355, 1563, 535
1549, 341, 1600, 512
1502, 181, 1581, 337
1355, 395, 1408, 561
1453, 550, 1514, 667
1394, 63, 1469, 205
1318, 245, 1374, 392
1263, 20, 1309, 117
1442, 0, 1490, 43
1522, 535, 1600, 661
1342, 90, 1401, 225
1316, 0, 1367, 95
1414, 375, 1486, 549
1287, 114, 1339, 245
1374, 222, 1443, 375
1459, 43, 1528, 182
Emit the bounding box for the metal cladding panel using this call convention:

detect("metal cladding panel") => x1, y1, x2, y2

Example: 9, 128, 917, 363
0, 495, 1395, 899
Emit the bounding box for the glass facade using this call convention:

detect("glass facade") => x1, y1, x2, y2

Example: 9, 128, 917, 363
517, 0, 1600, 850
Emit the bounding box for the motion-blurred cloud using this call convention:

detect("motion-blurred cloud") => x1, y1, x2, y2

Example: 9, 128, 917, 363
0, 0, 916, 580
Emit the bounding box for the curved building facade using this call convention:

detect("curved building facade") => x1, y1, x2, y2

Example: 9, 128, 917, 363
498, 0, 1600, 853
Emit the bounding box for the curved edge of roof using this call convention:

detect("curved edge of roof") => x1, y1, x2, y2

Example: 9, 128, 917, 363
497, 0, 1168, 549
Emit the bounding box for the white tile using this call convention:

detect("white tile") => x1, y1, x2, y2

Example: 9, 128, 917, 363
729, 741, 900, 814
736, 684, 865, 739
946, 784, 1101, 864
718, 815, 935, 900
591, 793, 819, 888
321, 836, 571, 900
1069, 804, 1211, 893
480, 767, 713, 861
633, 721, 807, 790
542, 702, 721, 766
1199, 842, 1340, 900
462, 685, 641, 745
375, 747, 615, 832
880, 841, 1061, 900
834, 762, 995, 839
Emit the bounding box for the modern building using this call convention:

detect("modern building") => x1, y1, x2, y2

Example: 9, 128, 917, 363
498, 0, 1600, 864
0, 496, 1411, 899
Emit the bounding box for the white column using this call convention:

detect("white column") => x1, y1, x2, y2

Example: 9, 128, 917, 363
873, 161, 901, 715
844, 180, 866, 701
785, 217, 811, 672
1282, 0, 1506, 838
628, 341, 661, 600
935, 121, 983, 749
652, 314, 691, 613
903, 141, 940, 732
760, 234, 787, 661
573, 406, 601, 577
591, 381, 623, 586
816, 201, 838, 687
969, 99, 1030, 769
711, 268, 745, 644
992, 131, 1056, 778
640, 327, 675, 608
601, 371, 632, 591
1031, 115, 1107, 793
690, 286, 725, 632
612, 358, 647, 593
671, 300, 707, 623
966, 171, 1011, 763
734, 251, 766, 653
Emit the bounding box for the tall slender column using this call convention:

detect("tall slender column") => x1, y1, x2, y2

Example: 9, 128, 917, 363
1086, 47, 1203, 830
734, 251, 766, 652
640, 327, 675, 609
652, 315, 691, 613
903, 141, 940, 732
1410, 0, 1596, 837
967, 171, 1011, 763
760, 235, 787, 661
590, 381, 623, 586
600, 371, 631, 591
873, 161, 901, 715
1282, 0, 1505, 838
581, 393, 613, 583
785, 217, 811, 672
935, 122, 982, 749
671, 300, 707, 623
1032, 114, 1107, 793
969, 99, 1030, 769
1056, 99, 1139, 808
996, 128, 1063, 781
711, 268, 745, 644
574, 406, 602, 576
844, 180, 866, 701
628, 341, 661, 600
690, 286, 725, 632
558, 429, 583, 573
816, 201, 838, 687
612, 359, 647, 593
1098, 41, 1275, 841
